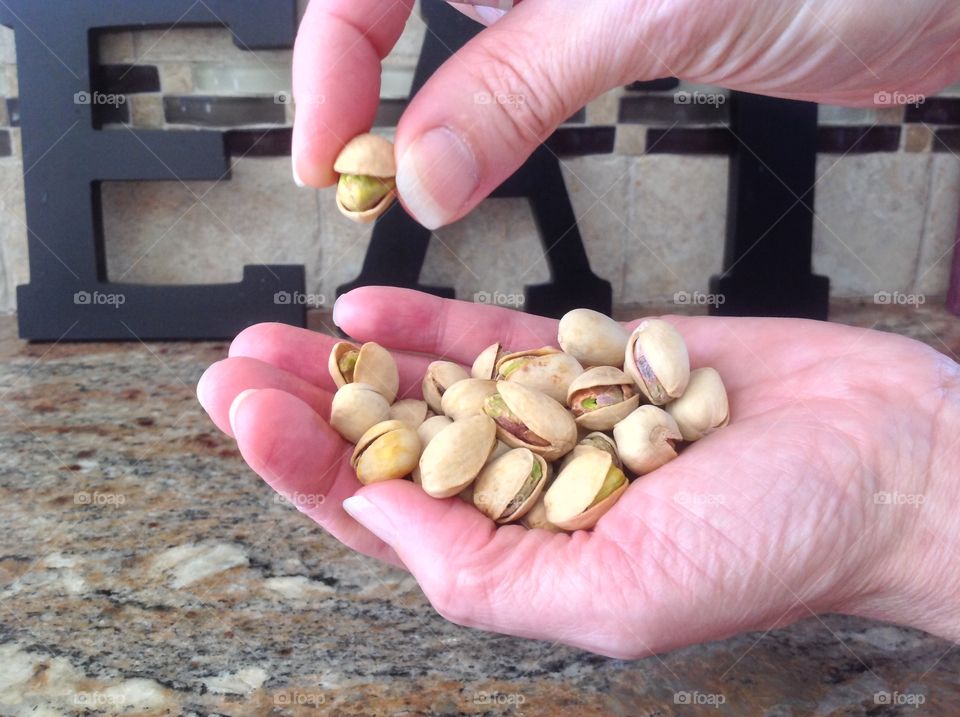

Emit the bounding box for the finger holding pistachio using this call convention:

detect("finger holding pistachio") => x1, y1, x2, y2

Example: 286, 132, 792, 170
334, 134, 397, 224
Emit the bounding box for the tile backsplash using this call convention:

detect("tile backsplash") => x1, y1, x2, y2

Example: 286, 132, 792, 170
0, 0, 958, 315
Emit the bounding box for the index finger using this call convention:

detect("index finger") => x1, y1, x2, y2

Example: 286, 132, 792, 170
292, 0, 414, 187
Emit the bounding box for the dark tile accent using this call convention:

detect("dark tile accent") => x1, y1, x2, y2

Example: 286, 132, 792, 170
626, 78, 680, 92
6, 97, 19, 127
0, 129, 10, 156
545, 127, 615, 156
905, 97, 960, 125
95, 64, 161, 95
817, 126, 901, 153
94, 100, 130, 126
619, 94, 729, 125
225, 128, 292, 156
932, 128, 960, 153
373, 99, 407, 127
163, 96, 285, 127
563, 107, 586, 125
645, 127, 733, 154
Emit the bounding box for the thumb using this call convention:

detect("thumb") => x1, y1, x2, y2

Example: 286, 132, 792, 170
394, 0, 675, 229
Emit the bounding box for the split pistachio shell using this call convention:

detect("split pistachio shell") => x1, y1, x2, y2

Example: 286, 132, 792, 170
566, 366, 640, 431
472, 448, 549, 523
666, 367, 730, 441
334, 134, 397, 223
484, 381, 577, 462
440, 378, 499, 421
613, 405, 682, 475
544, 447, 628, 531
389, 399, 429, 429
559, 432, 622, 473
557, 309, 629, 367
489, 440, 512, 462
521, 494, 562, 533
624, 320, 690, 405
330, 383, 391, 444
351, 420, 421, 485
329, 341, 399, 403
413, 415, 453, 485
471, 343, 504, 380
422, 361, 470, 413
495, 348, 584, 404
419, 415, 497, 498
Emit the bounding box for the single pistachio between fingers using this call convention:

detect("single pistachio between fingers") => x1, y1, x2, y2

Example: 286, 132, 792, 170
624, 319, 690, 405
544, 446, 629, 531
613, 405, 682, 475
566, 366, 640, 431
351, 420, 421, 485
422, 361, 470, 414
330, 383, 392, 444
472, 448, 549, 523
665, 367, 730, 441
334, 134, 397, 224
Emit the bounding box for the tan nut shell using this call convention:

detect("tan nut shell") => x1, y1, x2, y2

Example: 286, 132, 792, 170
334, 133, 396, 177
496, 347, 584, 404
613, 405, 682, 475
566, 366, 641, 431
559, 433, 622, 474
472, 448, 548, 523
330, 383, 391, 444
665, 367, 729, 441
389, 399, 429, 429
351, 420, 421, 485
329, 341, 399, 403
471, 342, 503, 380
418, 414, 497, 498
494, 381, 577, 462
544, 447, 628, 531
412, 415, 453, 485
557, 309, 629, 368
422, 361, 470, 413
440, 379, 498, 421
624, 320, 690, 405
520, 495, 562, 533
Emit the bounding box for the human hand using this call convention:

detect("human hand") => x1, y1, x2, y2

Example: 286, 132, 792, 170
291, 0, 960, 228
197, 287, 960, 657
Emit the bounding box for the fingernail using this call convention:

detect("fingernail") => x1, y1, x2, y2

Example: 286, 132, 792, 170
343, 495, 397, 545
475, 6, 507, 23
292, 154, 306, 188
332, 295, 347, 329
229, 389, 259, 434
396, 127, 479, 230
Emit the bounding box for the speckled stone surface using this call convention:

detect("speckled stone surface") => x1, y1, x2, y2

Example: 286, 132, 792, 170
1, 304, 960, 717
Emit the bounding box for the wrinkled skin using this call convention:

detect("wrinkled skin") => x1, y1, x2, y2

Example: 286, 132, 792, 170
198, 288, 960, 658
292, 0, 960, 226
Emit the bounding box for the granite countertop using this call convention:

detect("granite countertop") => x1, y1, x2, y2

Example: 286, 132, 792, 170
1, 302, 960, 717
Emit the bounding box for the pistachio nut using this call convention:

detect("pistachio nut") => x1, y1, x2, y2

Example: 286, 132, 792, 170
665, 367, 729, 441
440, 378, 499, 421
412, 415, 453, 485
482, 381, 577, 462
624, 319, 690, 405
422, 361, 470, 413
489, 439, 512, 462
566, 366, 640, 431
330, 383, 391, 444
328, 341, 400, 403
351, 420, 421, 485
613, 405, 682, 475
559, 432, 622, 473
389, 399, 429, 429
472, 448, 549, 523
544, 446, 629, 531
520, 494, 562, 533
495, 348, 584, 404
471, 342, 506, 380
557, 308, 629, 368
334, 134, 397, 223
418, 414, 497, 498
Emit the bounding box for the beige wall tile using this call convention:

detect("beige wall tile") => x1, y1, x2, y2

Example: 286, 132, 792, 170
915, 154, 960, 297
813, 153, 931, 297
98, 32, 135, 64
129, 95, 165, 128
158, 63, 194, 95
0, 27, 14, 65
0, 160, 27, 313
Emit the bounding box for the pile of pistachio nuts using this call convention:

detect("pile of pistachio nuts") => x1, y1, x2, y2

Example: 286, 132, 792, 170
328, 309, 729, 532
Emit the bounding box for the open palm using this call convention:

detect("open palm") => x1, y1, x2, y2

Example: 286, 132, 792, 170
197, 287, 960, 657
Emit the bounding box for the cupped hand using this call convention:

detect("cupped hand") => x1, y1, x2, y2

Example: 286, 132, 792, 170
197, 287, 960, 657
292, 0, 960, 227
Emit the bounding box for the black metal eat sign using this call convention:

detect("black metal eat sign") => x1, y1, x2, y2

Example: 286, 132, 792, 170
3, 1, 305, 341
